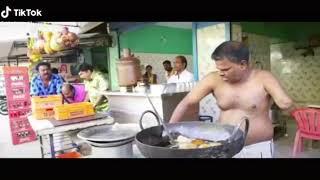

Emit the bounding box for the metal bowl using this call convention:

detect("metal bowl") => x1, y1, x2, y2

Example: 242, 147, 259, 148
77, 123, 140, 143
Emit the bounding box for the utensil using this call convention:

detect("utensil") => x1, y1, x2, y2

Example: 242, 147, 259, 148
144, 84, 177, 144
228, 116, 249, 143
135, 120, 249, 158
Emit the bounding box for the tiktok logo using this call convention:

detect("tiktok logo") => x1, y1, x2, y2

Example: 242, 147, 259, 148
1, 6, 42, 18
1, 6, 11, 18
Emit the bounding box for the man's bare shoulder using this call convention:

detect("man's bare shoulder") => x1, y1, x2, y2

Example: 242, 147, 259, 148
254, 69, 277, 80
253, 70, 283, 90
200, 72, 222, 89
204, 71, 221, 80
201, 72, 222, 82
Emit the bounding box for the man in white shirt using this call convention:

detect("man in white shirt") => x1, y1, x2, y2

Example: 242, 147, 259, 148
167, 56, 194, 83
162, 60, 175, 81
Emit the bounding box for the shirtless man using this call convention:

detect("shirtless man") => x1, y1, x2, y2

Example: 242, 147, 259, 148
169, 41, 294, 158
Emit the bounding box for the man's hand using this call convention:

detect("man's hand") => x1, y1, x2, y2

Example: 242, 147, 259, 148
92, 103, 97, 109
281, 103, 297, 116
93, 95, 107, 109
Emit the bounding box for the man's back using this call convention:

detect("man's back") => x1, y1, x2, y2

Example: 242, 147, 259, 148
65, 84, 86, 103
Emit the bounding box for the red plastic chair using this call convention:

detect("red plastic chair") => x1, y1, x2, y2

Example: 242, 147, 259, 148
291, 108, 320, 157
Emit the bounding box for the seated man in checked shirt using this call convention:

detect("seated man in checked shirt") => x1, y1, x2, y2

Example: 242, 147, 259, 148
30, 62, 64, 96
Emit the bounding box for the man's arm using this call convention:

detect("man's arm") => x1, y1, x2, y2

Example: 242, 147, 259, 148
84, 92, 90, 102
154, 74, 157, 84
56, 76, 64, 94
262, 71, 294, 114
93, 74, 109, 107
93, 95, 107, 108
169, 73, 218, 123
83, 81, 90, 102
30, 78, 39, 96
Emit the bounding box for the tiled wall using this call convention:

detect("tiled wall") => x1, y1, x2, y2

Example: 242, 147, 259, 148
232, 23, 242, 42
247, 33, 271, 70
271, 42, 320, 103
196, 23, 229, 121
196, 23, 227, 79
134, 53, 193, 84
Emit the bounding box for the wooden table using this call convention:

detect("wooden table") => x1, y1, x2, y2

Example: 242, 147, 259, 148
28, 113, 115, 158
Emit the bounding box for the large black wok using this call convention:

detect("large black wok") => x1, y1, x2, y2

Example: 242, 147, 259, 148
135, 111, 249, 158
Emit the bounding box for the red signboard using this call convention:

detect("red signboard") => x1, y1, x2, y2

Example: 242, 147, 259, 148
3, 66, 36, 145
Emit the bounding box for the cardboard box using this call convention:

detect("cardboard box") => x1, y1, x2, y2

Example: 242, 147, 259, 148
31, 95, 62, 120
54, 102, 95, 121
